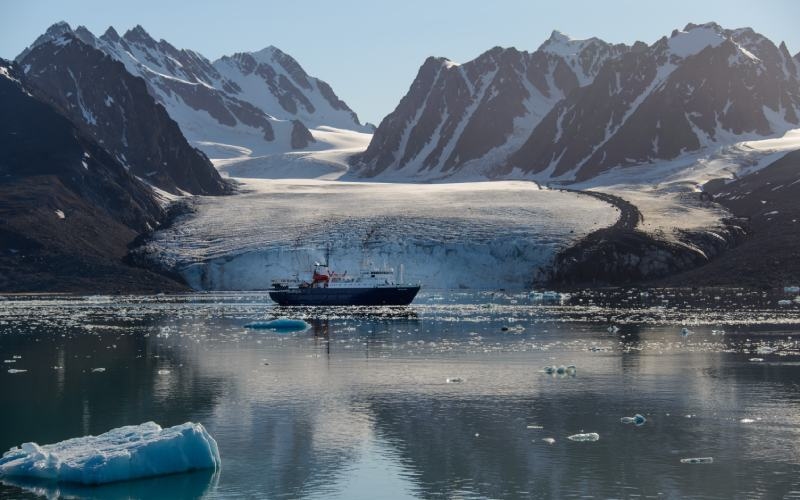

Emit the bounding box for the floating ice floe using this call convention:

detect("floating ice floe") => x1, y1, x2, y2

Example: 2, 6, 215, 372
784, 286, 800, 294
0, 422, 220, 485
680, 457, 713, 464
778, 299, 792, 306
749, 357, 764, 362
7, 369, 26, 374
607, 325, 620, 334
445, 377, 463, 384
244, 318, 310, 332
541, 438, 556, 445
567, 432, 599, 442
91, 368, 106, 373
680, 327, 693, 337
529, 291, 568, 303
620, 414, 647, 426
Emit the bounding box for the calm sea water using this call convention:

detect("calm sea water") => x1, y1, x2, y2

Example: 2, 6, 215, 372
1, 290, 800, 499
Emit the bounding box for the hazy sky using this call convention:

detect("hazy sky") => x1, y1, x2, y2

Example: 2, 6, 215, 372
2, 0, 798, 124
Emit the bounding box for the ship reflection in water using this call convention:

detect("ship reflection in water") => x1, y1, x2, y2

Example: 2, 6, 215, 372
1, 291, 800, 499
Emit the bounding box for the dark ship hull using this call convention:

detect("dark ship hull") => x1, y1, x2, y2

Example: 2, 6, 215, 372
269, 285, 420, 306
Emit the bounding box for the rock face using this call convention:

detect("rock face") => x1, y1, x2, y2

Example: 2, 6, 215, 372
0, 60, 185, 292
508, 23, 800, 181
350, 33, 627, 180
18, 32, 229, 195
17, 23, 367, 159
354, 23, 800, 183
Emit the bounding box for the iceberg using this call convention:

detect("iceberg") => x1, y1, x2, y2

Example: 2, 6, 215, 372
244, 318, 311, 332
0, 422, 220, 485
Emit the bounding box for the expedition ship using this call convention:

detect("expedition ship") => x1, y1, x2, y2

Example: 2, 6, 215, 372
268, 258, 420, 306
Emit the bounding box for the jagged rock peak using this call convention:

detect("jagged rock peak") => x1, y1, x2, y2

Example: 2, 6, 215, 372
123, 24, 156, 45
102, 26, 121, 42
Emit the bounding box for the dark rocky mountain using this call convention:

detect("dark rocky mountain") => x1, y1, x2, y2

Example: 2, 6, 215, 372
0, 60, 185, 292
17, 31, 229, 195
507, 23, 800, 181
350, 33, 628, 180
17, 23, 367, 159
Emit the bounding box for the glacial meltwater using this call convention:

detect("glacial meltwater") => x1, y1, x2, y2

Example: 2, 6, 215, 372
1, 290, 800, 499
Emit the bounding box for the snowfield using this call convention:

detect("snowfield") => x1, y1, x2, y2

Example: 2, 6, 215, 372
212, 126, 372, 180
145, 180, 619, 290
573, 129, 800, 243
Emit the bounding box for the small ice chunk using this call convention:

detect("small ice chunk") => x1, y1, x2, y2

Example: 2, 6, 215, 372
620, 414, 647, 426
54, 210, 65, 220
7, 369, 26, 374
244, 318, 310, 332
158, 369, 171, 375
542, 438, 556, 444
526, 425, 543, 429
3, 360, 15, 363
0, 422, 219, 485
784, 286, 800, 293
749, 358, 764, 362
91, 368, 106, 373
740, 418, 755, 423
680, 457, 713, 464
778, 300, 792, 306
445, 377, 463, 384
607, 325, 619, 334
567, 432, 599, 442
680, 327, 693, 337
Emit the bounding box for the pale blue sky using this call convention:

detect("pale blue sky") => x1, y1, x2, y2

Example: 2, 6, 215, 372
2, 0, 798, 124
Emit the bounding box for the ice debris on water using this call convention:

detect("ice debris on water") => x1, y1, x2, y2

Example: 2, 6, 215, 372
778, 299, 792, 306
567, 432, 599, 442
544, 365, 576, 376
749, 358, 764, 362
244, 318, 310, 332
542, 438, 556, 445
784, 286, 800, 293
607, 325, 619, 334
91, 368, 105, 373
7, 369, 26, 374
620, 414, 647, 426
680, 457, 713, 464
446, 377, 463, 384
0, 422, 220, 485
740, 418, 756, 423
680, 327, 693, 337
158, 369, 171, 375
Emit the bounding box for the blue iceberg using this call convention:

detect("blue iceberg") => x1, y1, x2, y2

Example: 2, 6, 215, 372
0, 422, 220, 485
244, 318, 311, 332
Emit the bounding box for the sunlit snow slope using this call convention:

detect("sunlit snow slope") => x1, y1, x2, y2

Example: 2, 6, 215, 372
145, 180, 618, 290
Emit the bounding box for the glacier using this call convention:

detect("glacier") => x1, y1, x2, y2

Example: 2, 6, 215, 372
144, 179, 619, 290
0, 422, 220, 485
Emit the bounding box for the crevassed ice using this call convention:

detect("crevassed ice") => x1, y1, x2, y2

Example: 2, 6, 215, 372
0, 422, 220, 485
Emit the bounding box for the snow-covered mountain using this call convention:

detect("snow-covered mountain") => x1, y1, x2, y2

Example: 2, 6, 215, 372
17, 22, 369, 161
18, 29, 229, 195
353, 23, 800, 183
506, 23, 800, 181
349, 32, 628, 180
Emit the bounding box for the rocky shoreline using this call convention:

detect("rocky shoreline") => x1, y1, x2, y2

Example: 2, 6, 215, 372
548, 190, 750, 288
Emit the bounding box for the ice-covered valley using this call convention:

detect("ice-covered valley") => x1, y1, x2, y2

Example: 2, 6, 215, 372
144, 180, 619, 290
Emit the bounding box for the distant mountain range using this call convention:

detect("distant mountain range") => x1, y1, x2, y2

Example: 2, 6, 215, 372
351, 23, 800, 182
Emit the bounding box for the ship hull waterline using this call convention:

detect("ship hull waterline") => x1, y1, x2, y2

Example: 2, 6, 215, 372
269, 286, 421, 306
